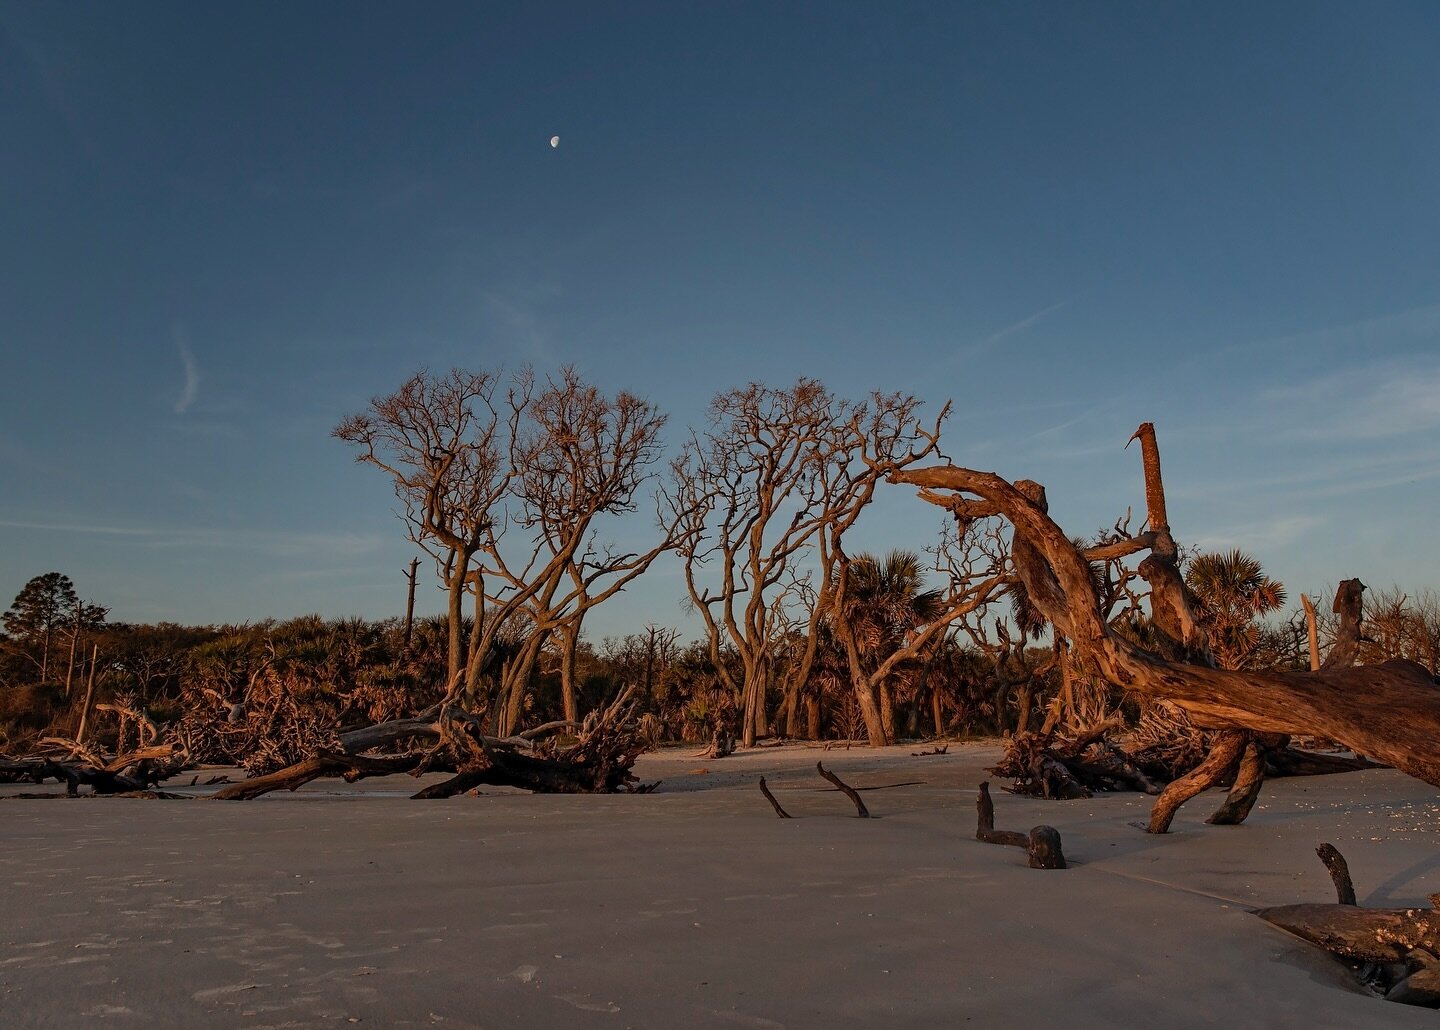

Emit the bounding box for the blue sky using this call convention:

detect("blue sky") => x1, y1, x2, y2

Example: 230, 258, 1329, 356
2, 2, 1438, 640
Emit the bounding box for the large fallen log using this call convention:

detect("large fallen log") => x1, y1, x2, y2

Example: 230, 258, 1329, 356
1256, 844, 1440, 1007
1, 743, 184, 796
892, 448, 1440, 789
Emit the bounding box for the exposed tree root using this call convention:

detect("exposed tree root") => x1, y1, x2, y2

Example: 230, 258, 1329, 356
975, 781, 1066, 869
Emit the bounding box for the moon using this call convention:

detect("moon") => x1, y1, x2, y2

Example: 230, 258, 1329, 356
550, 135, 559, 148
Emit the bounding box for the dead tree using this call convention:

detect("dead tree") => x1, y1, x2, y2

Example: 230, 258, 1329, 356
669, 380, 947, 747
1258, 845, 1440, 1007
891, 424, 1440, 794
207, 689, 649, 801
337, 367, 682, 734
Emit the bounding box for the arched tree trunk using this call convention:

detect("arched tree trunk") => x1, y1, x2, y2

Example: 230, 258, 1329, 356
891, 443, 1440, 789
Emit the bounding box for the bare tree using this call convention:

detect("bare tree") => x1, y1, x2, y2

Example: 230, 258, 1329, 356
336, 367, 682, 734
335, 368, 511, 696
668, 380, 945, 747
891, 423, 1440, 792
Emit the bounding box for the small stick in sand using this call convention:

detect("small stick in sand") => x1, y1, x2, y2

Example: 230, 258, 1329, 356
817, 762, 870, 818
758, 777, 792, 819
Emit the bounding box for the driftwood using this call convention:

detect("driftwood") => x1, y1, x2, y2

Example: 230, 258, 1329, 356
975, 781, 1066, 869
817, 762, 870, 817
758, 776, 792, 818
992, 722, 1160, 799
1316, 842, 1357, 906
891, 423, 1440, 791
210, 688, 651, 801
1, 742, 184, 797
1256, 844, 1440, 1007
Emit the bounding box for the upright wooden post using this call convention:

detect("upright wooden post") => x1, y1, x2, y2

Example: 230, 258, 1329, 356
403, 557, 420, 652
76, 644, 99, 743
1301, 594, 1321, 672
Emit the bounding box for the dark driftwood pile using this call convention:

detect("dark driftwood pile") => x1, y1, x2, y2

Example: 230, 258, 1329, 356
2, 688, 653, 801
989, 722, 1160, 800
0, 740, 184, 797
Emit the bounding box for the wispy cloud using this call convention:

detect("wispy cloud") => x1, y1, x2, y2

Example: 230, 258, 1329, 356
1190, 513, 1327, 554
173, 323, 200, 414
1259, 359, 1440, 442
938, 294, 1081, 373
0, 518, 383, 558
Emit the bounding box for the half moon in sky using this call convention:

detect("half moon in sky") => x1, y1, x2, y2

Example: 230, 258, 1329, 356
550, 136, 559, 148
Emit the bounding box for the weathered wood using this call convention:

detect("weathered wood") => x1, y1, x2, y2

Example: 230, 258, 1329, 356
1387, 963, 1440, 1007
816, 762, 870, 817
1207, 738, 1266, 825
1301, 594, 1321, 672
975, 781, 1066, 869
1323, 579, 1365, 671
758, 776, 793, 819
1256, 904, 1440, 964
891, 459, 1440, 788
1147, 731, 1245, 833
1316, 843, 1357, 906
1265, 749, 1379, 777
209, 752, 425, 801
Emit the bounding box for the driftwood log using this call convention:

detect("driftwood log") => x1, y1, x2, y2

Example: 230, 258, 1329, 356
1256, 844, 1440, 1007
758, 776, 792, 818
975, 781, 1066, 869
1, 742, 184, 797
891, 424, 1440, 794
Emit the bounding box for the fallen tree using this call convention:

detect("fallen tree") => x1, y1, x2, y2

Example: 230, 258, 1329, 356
891, 424, 1440, 805
1258, 844, 1440, 1007
0, 739, 183, 796
209, 688, 650, 800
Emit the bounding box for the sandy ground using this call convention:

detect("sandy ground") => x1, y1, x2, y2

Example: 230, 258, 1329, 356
4, 741, 1440, 1029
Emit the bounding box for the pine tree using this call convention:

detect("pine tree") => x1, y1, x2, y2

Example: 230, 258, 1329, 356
3, 573, 79, 682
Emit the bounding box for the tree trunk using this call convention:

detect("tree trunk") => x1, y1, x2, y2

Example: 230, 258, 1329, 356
806, 695, 821, 740
854, 682, 888, 745
892, 462, 1440, 788
558, 620, 580, 724
879, 681, 895, 743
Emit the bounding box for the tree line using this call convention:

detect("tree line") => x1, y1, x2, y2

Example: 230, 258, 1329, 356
3, 367, 1438, 760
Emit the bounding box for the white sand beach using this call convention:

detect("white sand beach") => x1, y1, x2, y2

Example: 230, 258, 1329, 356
3, 742, 1437, 1029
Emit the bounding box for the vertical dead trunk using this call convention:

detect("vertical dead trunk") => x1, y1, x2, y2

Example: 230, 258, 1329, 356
403, 557, 420, 653
1323, 580, 1365, 670
806, 694, 822, 740
932, 690, 944, 737
558, 620, 580, 724
1300, 594, 1321, 672
64, 623, 80, 699
75, 644, 99, 743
